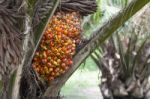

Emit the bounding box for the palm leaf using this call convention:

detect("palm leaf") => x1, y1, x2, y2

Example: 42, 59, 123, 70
140, 62, 150, 81
59, 0, 97, 16
125, 33, 138, 75
32, 0, 54, 27
91, 54, 101, 69
140, 50, 150, 81
116, 33, 128, 74
131, 37, 148, 75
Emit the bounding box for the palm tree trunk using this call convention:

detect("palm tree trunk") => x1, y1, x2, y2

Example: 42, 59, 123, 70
100, 79, 150, 99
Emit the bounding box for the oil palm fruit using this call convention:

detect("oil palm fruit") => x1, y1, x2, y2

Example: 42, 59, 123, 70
32, 11, 81, 82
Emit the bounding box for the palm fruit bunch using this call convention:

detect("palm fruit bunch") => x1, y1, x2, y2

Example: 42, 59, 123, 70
32, 11, 81, 82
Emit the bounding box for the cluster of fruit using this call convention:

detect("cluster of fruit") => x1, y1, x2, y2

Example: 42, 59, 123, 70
32, 11, 81, 82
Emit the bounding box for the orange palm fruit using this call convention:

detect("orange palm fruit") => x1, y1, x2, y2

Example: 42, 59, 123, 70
32, 11, 82, 82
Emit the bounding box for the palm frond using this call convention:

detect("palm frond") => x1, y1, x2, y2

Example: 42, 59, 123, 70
125, 33, 137, 74
131, 37, 148, 75
116, 33, 128, 73
59, 0, 97, 16
32, 0, 53, 27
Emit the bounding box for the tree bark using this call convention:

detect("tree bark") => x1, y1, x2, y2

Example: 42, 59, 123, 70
44, 0, 150, 98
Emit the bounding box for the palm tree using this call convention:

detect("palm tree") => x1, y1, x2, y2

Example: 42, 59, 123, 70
0, 0, 150, 99
91, 4, 150, 99
92, 34, 150, 99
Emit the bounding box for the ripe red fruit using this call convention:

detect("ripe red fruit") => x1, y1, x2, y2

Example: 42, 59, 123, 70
32, 11, 82, 83
68, 60, 73, 65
